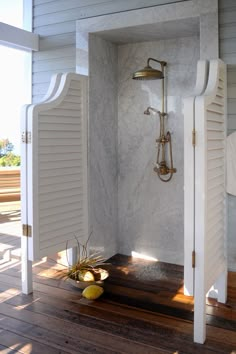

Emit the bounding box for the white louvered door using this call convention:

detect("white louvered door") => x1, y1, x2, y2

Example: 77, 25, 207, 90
184, 60, 209, 297
194, 59, 227, 343
21, 73, 88, 267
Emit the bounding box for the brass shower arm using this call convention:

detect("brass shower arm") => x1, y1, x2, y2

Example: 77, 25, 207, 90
147, 58, 167, 71
147, 59, 166, 114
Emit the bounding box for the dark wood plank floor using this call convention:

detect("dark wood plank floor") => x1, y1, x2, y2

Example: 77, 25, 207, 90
0, 202, 236, 353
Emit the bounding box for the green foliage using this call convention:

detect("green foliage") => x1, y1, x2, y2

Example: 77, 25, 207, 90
0, 139, 14, 157
0, 152, 21, 167
0, 139, 20, 166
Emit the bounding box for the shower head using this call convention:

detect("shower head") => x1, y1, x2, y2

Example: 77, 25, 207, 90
133, 66, 163, 80
132, 58, 166, 80
144, 107, 160, 115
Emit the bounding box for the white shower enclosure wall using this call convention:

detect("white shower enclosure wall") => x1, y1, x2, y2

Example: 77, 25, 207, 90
76, 0, 219, 262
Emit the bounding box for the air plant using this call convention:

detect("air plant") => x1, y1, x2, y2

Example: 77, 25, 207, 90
57, 233, 109, 282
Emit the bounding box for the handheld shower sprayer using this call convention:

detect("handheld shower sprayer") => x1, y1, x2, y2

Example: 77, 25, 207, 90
132, 58, 176, 182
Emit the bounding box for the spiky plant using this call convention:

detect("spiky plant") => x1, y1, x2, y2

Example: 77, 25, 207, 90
57, 233, 109, 281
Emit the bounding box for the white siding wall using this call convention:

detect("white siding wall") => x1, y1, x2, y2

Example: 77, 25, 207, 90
219, 0, 236, 136
219, 0, 236, 65
219, 0, 236, 271
32, 0, 187, 102
227, 66, 236, 135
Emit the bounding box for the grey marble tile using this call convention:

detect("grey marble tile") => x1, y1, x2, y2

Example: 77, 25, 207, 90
89, 35, 118, 259
200, 12, 219, 59
117, 37, 199, 265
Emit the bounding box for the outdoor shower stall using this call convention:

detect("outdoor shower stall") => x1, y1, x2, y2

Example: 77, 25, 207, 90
21, 0, 227, 345
75, 0, 227, 343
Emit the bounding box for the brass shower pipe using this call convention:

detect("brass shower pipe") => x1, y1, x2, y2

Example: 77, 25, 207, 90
132, 58, 177, 182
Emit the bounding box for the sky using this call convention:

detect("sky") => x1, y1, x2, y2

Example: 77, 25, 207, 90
0, 0, 23, 28
0, 0, 29, 155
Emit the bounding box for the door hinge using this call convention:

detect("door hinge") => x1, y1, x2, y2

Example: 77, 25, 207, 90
192, 250, 196, 268
192, 129, 196, 146
22, 224, 32, 237
21, 131, 31, 144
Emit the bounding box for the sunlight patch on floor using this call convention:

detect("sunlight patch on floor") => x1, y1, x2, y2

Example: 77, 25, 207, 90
32, 257, 47, 267
171, 293, 194, 306
37, 268, 63, 279
9, 342, 32, 352
0, 259, 20, 272
0, 288, 21, 303
131, 251, 158, 262
116, 266, 130, 275
14, 297, 40, 310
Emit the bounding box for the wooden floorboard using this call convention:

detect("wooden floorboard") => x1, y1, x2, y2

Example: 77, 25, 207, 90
0, 202, 236, 353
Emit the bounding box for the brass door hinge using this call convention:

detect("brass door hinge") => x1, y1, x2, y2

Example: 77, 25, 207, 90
22, 224, 32, 237
192, 250, 196, 268
21, 131, 31, 144
192, 129, 196, 146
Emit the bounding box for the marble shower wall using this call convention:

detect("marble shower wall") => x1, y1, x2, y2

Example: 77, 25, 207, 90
89, 34, 118, 258
117, 37, 200, 264
77, 0, 218, 265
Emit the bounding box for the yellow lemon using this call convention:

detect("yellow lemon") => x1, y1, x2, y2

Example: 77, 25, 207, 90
78, 270, 95, 282
82, 285, 104, 300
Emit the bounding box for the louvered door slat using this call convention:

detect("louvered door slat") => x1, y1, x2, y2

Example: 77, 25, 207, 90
194, 59, 227, 344
21, 73, 65, 295
24, 73, 88, 261
184, 60, 209, 298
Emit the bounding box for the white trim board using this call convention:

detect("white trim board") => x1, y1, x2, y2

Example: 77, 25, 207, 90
0, 22, 39, 51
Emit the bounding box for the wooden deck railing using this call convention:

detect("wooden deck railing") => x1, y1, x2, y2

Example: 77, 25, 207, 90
0, 168, 20, 202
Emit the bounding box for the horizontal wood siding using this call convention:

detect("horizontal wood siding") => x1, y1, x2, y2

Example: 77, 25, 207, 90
219, 0, 236, 64
32, 0, 187, 102
227, 66, 236, 135
33, 0, 236, 100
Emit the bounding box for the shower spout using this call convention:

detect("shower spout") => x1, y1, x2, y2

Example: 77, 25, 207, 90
144, 107, 160, 115
132, 57, 176, 182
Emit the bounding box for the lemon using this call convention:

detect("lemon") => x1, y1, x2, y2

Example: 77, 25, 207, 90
82, 285, 104, 300
78, 270, 95, 282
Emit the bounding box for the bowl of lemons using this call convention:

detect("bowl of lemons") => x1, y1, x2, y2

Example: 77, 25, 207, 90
66, 267, 109, 290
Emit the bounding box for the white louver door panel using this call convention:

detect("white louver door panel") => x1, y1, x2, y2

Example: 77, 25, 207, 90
194, 59, 227, 344
184, 60, 209, 297
23, 73, 88, 261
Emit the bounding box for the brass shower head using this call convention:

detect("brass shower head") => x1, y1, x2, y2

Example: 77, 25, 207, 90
132, 58, 166, 80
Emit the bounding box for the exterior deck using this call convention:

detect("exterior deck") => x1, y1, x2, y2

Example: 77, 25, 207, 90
0, 201, 236, 353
